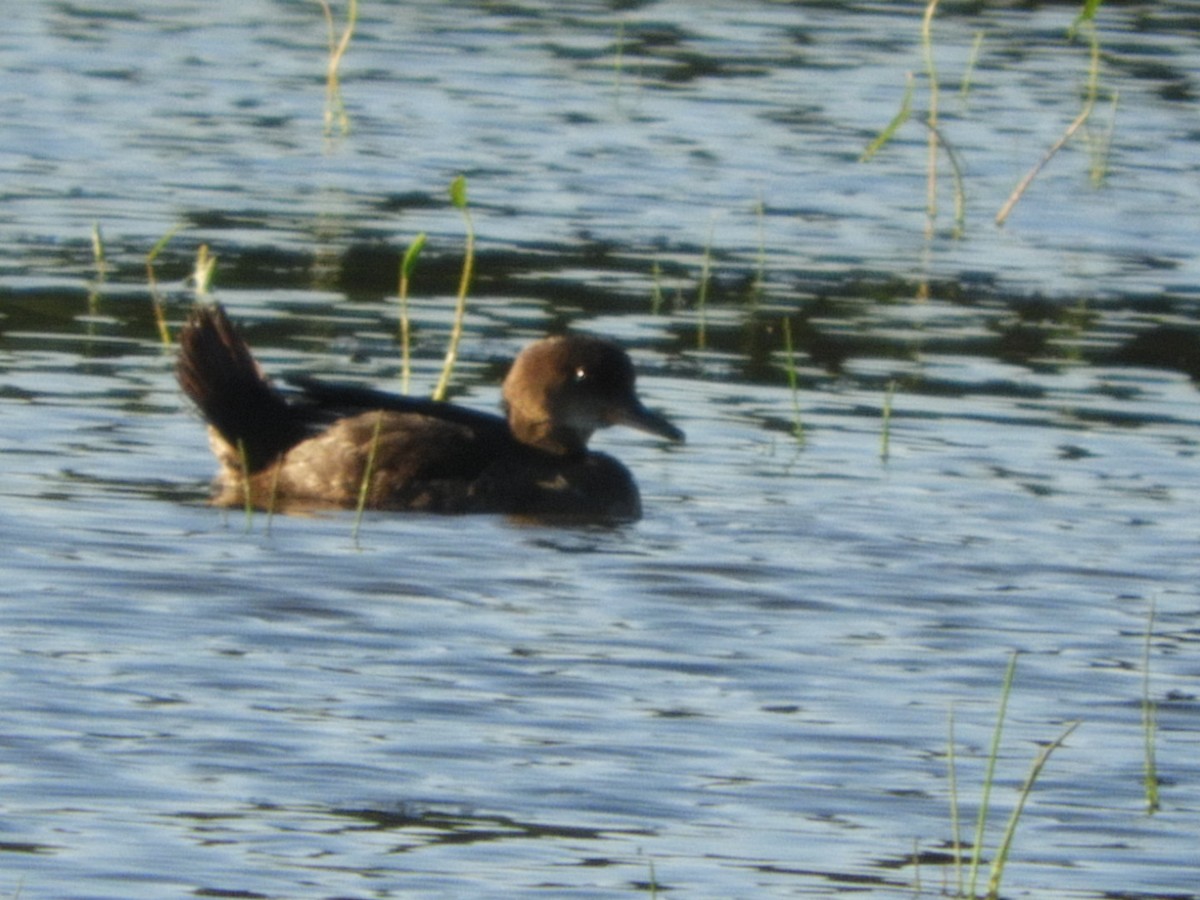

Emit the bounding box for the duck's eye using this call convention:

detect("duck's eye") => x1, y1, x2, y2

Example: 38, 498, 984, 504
573, 366, 588, 383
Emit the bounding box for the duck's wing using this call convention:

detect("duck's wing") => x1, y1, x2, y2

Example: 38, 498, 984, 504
287, 376, 510, 438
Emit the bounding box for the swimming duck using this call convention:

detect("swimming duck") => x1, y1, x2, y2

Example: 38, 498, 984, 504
177, 304, 683, 519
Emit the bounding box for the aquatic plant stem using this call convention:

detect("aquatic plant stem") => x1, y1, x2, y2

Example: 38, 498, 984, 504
265, 454, 282, 535
88, 222, 107, 315
352, 410, 385, 543
1142, 597, 1160, 814
960, 31, 985, 101
696, 217, 715, 350
985, 719, 1080, 900
967, 650, 1018, 898
236, 438, 254, 532
752, 196, 766, 304
880, 379, 896, 461
192, 244, 217, 295
318, 0, 357, 137
398, 233, 427, 395
996, 8, 1101, 226
921, 0, 941, 236
432, 176, 475, 402
947, 703, 964, 897
650, 258, 664, 315
90, 222, 107, 280
146, 224, 183, 345
781, 317, 805, 446
861, 72, 913, 162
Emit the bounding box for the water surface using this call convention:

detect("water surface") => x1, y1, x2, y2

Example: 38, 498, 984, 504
2, 2, 1199, 898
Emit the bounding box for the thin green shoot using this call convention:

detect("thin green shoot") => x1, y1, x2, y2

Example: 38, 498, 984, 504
696, 217, 715, 350
352, 410, 385, 544
966, 650, 1018, 898
1142, 597, 1160, 814
921, 0, 941, 233
751, 196, 766, 305
927, 121, 967, 237
146, 223, 183, 345
398, 232, 427, 395
985, 719, 1080, 900
997, 3, 1102, 226
236, 438, 254, 532
960, 31, 985, 102
90, 222, 107, 281
645, 856, 659, 898
264, 456, 282, 536
1069, 0, 1104, 37
861, 71, 914, 162
880, 379, 896, 461
649, 258, 663, 315
948, 703, 964, 898
1086, 88, 1118, 187
318, 0, 358, 137
432, 176, 475, 402
781, 317, 805, 446
88, 222, 107, 315
192, 243, 217, 296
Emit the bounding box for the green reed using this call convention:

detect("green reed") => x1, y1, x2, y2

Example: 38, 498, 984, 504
235, 438, 255, 532
696, 217, 715, 350
1141, 597, 1160, 814
88, 222, 107, 315
921, 0, 942, 234
649, 258, 664, 315
352, 410, 385, 544
960, 31, 985, 101
432, 176, 476, 402
780, 317, 805, 446
751, 196, 766, 305
944, 652, 1079, 900
318, 0, 357, 137
192, 243, 217, 296
398, 232, 427, 395
861, 0, 965, 237
146, 224, 183, 345
996, 0, 1106, 225
880, 379, 896, 461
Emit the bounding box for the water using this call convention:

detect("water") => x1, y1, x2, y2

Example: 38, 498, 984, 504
2, 1, 1200, 898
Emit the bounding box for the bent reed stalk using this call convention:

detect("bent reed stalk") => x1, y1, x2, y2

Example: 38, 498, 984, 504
318, 0, 357, 137
432, 176, 475, 402
146, 224, 183, 345
996, 1, 1106, 225
939, 652, 1079, 900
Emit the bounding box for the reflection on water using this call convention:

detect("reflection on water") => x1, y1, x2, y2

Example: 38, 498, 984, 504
2, 1, 1200, 899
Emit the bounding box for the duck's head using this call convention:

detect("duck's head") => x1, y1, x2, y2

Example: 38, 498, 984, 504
502, 334, 684, 456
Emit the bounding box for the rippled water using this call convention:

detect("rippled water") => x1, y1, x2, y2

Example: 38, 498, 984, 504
3, 2, 1200, 898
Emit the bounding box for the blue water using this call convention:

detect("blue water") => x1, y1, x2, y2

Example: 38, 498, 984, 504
2, 2, 1200, 898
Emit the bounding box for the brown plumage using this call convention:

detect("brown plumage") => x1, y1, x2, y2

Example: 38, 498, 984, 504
177, 305, 683, 519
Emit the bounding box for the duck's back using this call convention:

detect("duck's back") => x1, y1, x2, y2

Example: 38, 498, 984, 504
213, 410, 640, 518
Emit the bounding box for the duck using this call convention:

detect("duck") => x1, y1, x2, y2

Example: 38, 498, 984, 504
176, 304, 683, 520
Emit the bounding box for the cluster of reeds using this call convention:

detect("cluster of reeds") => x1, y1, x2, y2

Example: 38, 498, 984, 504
939, 654, 1080, 899
863, 0, 1114, 234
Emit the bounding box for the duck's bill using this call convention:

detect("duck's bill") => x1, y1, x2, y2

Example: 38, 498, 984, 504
613, 401, 685, 443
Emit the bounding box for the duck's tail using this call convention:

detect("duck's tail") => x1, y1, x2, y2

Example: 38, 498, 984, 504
177, 304, 308, 472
